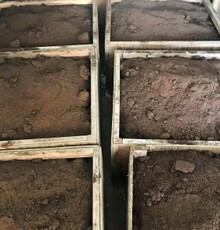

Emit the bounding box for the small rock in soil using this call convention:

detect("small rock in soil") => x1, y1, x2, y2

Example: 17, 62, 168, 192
207, 137, 214, 141
23, 124, 32, 134
185, 15, 191, 21
78, 32, 89, 43
0, 22, 6, 30
0, 57, 5, 66
78, 90, 90, 107
42, 25, 47, 33
0, 217, 17, 230
79, 65, 89, 81
31, 110, 38, 115
36, 31, 43, 39
49, 219, 60, 230
127, 97, 135, 108
128, 24, 136, 32
160, 132, 171, 139
150, 190, 163, 202
174, 160, 196, 174
27, 31, 34, 37
40, 198, 50, 206
31, 61, 41, 68
9, 77, 18, 83
9, 39, 20, 48
135, 66, 140, 71
30, 170, 37, 178
146, 198, 152, 207
147, 110, 154, 120
1, 133, 7, 139
125, 71, 130, 77
120, 64, 124, 71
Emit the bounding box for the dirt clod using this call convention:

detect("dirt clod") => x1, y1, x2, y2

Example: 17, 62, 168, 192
79, 65, 90, 81
160, 132, 171, 139
0, 57, 5, 66
9, 39, 20, 48
78, 90, 90, 108
127, 97, 135, 108
40, 198, 50, 206
0, 22, 6, 30
78, 32, 90, 44
23, 124, 32, 134
9, 77, 18, 83
174, 160, 196, 174
0, 217, 17, 230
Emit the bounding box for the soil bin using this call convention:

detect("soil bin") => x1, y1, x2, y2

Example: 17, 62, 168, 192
0, 146, 103, 230
105, 0, 220, 93
112, 50, 220, 163
0, 0, 98, 49
0, 47, 99, 150
128, 148, 220, 230
111, 0, 219, 42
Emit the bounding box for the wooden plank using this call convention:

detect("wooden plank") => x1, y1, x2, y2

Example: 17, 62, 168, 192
112, 50, 122, 143
127, 148, 134, 230
0, 47, 99, 150
0, 146, 94, 161
0, 0, 92, 7
212, 0, 220, 11
92, 146, 104, 230
203, 0, 220, 34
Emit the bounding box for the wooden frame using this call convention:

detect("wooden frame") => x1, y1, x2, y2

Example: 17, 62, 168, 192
0, 0, 99, 52
112, 50, 220, 165
0, 46, 100, 150
105, 0, 220, 64
0, 145, 104, 230
127, 145, 220, 229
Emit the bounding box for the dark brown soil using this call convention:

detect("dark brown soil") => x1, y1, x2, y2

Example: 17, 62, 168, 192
0, 56, 91, 140
133, 151, 220, 230
111, 0, 220, 41
0, 5, 92, 49
120, 57, 220, 141
0, 158, 92, 230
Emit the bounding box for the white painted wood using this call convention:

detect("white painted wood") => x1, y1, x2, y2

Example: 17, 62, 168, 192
203, 0, 220, 34
127, 149, 134, 230
0, 47, 99, 150
212, 0, 220, 11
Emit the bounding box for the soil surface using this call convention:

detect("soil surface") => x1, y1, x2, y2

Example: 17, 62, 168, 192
120, 57, 220, 141
0, 5, 92, 49
111, 0, 220, 41
0, 56, 91, 140
0, 158, 92, 230
133, 151, 220, 230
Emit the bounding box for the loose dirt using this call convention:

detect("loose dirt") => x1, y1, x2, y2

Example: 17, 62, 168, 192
120, 57, 220, 141
0, 56, 91, 140
133, 151, 220, 230
111, 0, 220, 41
0, 158, 92, 230
0, 5, 92, 49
